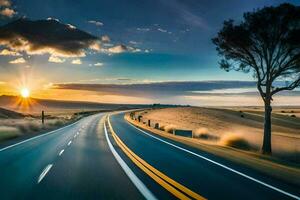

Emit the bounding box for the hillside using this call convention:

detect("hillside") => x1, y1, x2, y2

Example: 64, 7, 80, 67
0, 95, 148, 113
0, 107, 25, 119
135, 107, 300, 161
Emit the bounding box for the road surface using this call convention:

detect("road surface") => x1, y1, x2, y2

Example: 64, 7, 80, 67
0, 112, 299, 199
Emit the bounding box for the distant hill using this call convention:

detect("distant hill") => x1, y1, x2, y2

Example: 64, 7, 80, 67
0, 107, 25, 119
0, 95, 148, 114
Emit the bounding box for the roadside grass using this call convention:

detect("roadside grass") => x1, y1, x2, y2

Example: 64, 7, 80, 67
193, 128, 219, 141
0, 126, 22, 142
159, 124, 177, 133
219, 133, 253, 151
0, 116, 77, 143
125, 113, 300, 188
15, 119, 68, 134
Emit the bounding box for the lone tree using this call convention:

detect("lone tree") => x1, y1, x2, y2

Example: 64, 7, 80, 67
212, 3, 300, 154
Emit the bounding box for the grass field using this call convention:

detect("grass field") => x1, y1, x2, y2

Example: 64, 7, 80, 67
0, 109, 82, 143
0, 126, 21, 141
125, 110, 300, 187
132, 107, 300, 163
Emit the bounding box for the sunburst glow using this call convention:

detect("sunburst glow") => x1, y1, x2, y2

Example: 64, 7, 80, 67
20, 88, 30, 98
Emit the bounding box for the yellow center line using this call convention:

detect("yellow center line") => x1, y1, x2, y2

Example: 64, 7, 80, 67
107, 116, 206, 200
111, 131, 191, 200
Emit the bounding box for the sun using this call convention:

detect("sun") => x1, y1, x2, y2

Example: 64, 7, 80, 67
20, 88, 30, 98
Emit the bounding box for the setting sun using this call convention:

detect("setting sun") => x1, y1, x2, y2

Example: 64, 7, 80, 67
20, 88, 30, 98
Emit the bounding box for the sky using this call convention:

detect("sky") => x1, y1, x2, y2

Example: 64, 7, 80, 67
0, 0, 299, 106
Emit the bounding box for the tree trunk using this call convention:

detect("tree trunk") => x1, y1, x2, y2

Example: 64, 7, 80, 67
262, 101, 272, 154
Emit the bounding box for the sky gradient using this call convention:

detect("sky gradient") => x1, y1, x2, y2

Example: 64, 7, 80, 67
0, 0, 299, 106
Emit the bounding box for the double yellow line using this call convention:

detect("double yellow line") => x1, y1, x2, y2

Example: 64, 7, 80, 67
107, 116, 206, 200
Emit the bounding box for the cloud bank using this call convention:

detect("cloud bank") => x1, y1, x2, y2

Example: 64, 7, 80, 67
52, 81, 258, 96
0, 18, 101, 58
9, 57, 26, 64
50, 80, 300, 106
0, 0, 16, 18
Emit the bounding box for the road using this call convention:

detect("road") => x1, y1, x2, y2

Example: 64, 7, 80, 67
0, 112, 299, 199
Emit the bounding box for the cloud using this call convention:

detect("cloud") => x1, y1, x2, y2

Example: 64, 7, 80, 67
55, 80, 295, 106
9, 57, 26, 64
71, 58, 82, 65
52, 81, 259, 97
0, 1, 16, 18
129, 41, 139, 45
89, 42, 101, 51
0, 0, 11, 7
161, 0, 208, 29
107, 44, 141, 54
157, 28, 167, 33
47, 17, 59, 22
127, 46, 141, 52
0, 7, 15, 17
101, 35, 110, 42
0, 49, 20, 56
0, 19, 101, 58
108, 45, 127, 54
66, 23, 76, 29
88, 20, 103, 26
48, 55, 65, 63
94, 62, 103, 66
137, 27, 150, 32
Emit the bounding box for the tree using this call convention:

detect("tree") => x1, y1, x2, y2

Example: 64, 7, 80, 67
212, 3, 300, 154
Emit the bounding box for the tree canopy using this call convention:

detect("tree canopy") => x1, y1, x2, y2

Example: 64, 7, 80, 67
212, 3, 300, 103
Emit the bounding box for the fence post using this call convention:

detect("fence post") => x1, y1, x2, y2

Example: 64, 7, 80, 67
42, 110, 45, 125
138, 115, 142, 122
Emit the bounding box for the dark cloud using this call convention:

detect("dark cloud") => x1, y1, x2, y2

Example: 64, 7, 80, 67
52, 81, 300, 101
0, 18, 101, 57
52, 81, 259, 97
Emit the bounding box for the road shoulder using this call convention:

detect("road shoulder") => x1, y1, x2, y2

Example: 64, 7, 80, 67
124, 113, 300, 188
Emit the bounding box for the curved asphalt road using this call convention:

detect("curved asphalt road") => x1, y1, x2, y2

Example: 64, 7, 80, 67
0, 113, 143, 199
0, 112, 299, 200
108, 112, 300, 200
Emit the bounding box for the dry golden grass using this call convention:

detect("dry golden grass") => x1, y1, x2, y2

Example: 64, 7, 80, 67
134, 107, 300, 162
0, 126, 21, 141
219, 133, 253, 151
193, 127, 219, 140
159, 124, 177, 133
125, 113, 300, 187
0, 113, 77, 142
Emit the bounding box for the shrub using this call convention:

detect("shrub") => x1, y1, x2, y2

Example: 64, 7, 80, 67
159, 124, 176, 134
52, 120, 65, 126
17, 124, 29, 133
28, 123, 41, 132
164, 125, 177, 134
220, 133, 252, 150
193, 128, 219, 140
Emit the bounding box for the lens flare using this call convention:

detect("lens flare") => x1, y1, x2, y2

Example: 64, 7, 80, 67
20, 88, 30, 98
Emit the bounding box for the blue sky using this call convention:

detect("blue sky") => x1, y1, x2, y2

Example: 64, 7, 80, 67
3, 0, 297, 82
0, 0, 299, 105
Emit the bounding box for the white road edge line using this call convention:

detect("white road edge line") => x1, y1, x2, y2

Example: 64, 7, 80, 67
127, 121, 300, 200
38, 164, 53, 183
68, 141, 72, 146
104, 122, 157, 200
59, 149, 64, 156
0, 120, 81, 152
